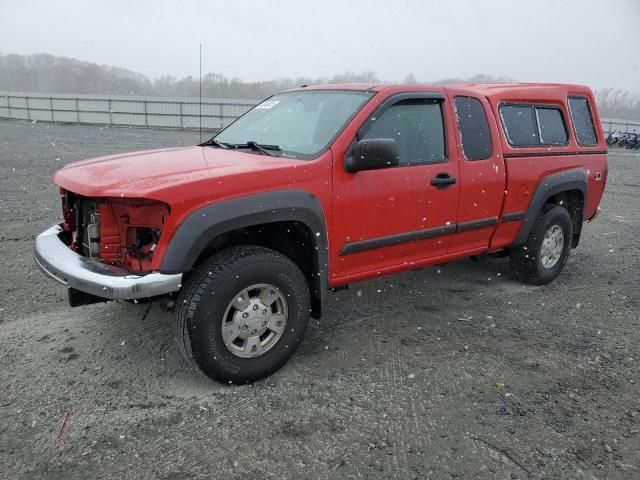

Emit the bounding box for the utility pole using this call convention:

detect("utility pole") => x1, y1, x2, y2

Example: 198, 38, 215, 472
199, 43, 203, 142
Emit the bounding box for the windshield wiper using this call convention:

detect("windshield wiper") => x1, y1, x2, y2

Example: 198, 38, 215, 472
200, 138, 230, 149
224, 141, 282, 156
247, 141, 281, 156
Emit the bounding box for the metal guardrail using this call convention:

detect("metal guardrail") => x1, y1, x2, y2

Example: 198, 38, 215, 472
1, 92, 639, 133
601, 118, 640, 134
0, 93, 258, 130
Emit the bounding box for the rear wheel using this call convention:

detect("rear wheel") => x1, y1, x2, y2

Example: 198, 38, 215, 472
510, 204, 573, 285
175, 245, 310, 383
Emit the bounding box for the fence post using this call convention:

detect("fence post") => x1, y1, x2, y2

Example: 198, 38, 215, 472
144, 100, 148, 127
75, 98, 80, 123
25, 96, 31, 121
108, 99, 112, 125
7, 95, 11, 118
179, 101, 184, 129
50, 97, 54, 122
219, 103, 224, 129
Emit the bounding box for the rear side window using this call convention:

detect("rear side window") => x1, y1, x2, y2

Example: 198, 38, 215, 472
500, 104, 568, 147
536, 108, 568, 145
362, 99, 445, 165
453, 96, 492, 160
500, 105, 539, 146
568, 97, 598, 146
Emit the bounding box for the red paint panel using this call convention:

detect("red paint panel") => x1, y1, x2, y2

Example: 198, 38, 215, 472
329, 85, 460, 281
443, 87, 506, 252
490, 222, 521, 250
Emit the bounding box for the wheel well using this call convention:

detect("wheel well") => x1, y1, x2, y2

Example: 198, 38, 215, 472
191, 221, 323, 318
544, 189, 584, 247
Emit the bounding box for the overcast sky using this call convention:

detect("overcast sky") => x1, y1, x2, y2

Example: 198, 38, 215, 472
1, 0, 639, 93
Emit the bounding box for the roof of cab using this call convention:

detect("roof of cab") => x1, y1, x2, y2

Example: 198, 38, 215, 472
289, 82, 593, 99
286, 83, 383, 92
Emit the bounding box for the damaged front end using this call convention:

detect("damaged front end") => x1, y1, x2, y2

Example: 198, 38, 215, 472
34, 189, 182, 307
61, 189, 170, 273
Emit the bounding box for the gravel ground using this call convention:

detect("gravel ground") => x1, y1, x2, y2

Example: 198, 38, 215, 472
0, 119, 639, 479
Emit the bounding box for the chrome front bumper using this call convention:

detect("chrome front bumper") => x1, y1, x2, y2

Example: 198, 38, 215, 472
34, 224, 182, 300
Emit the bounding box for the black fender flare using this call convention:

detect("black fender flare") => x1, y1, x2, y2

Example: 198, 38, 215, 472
513, 169, 588, 246
160, 190, 328, 316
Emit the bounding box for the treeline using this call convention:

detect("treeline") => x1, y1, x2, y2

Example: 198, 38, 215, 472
1, 53, 638, 119
0, 53, 384, 99
0, 53, 152, 96
0, 53, 511, 98
153, 71, 382, 99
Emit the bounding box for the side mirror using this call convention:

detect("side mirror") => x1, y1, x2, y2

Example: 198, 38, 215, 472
344, 138, 400, 173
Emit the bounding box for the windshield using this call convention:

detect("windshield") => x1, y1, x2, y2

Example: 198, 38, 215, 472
213, 90, 373, 159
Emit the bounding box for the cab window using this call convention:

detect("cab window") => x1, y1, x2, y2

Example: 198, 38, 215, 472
361, 99, 446, 166
454, 96, 492, 160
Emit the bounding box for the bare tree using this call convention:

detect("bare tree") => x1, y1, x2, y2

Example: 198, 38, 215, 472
404, 73, 417, 84
595, 88, 640, 120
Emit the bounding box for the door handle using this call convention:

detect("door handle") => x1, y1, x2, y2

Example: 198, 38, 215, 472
430, 173, 457, 189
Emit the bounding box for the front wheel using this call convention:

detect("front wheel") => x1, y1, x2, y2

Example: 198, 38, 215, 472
175, 246, 311, 383
510, 204, 574, 285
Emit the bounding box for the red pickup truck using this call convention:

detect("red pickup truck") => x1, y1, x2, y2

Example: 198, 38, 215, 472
34, 83, 608, 383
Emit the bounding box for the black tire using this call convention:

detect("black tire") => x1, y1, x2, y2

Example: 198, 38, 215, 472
510, 204, 574, 285
175, 245, 311, 384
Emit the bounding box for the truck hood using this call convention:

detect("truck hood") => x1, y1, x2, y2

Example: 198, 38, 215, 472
53, 146, 303, 199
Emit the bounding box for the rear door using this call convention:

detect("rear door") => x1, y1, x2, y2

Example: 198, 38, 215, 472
330, 92, 461, 281
444, 89, 505, 253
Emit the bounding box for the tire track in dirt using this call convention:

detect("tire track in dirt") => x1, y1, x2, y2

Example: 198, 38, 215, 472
1, 303, 227, 453
370, 312, 409, 478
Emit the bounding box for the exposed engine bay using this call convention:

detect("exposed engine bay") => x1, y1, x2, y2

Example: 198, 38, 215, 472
60, 189, 169, 272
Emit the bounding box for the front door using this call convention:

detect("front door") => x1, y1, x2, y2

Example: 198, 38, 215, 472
331, 94, 460, 282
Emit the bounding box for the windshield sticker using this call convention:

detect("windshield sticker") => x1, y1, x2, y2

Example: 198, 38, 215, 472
255, 100, 280, 110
